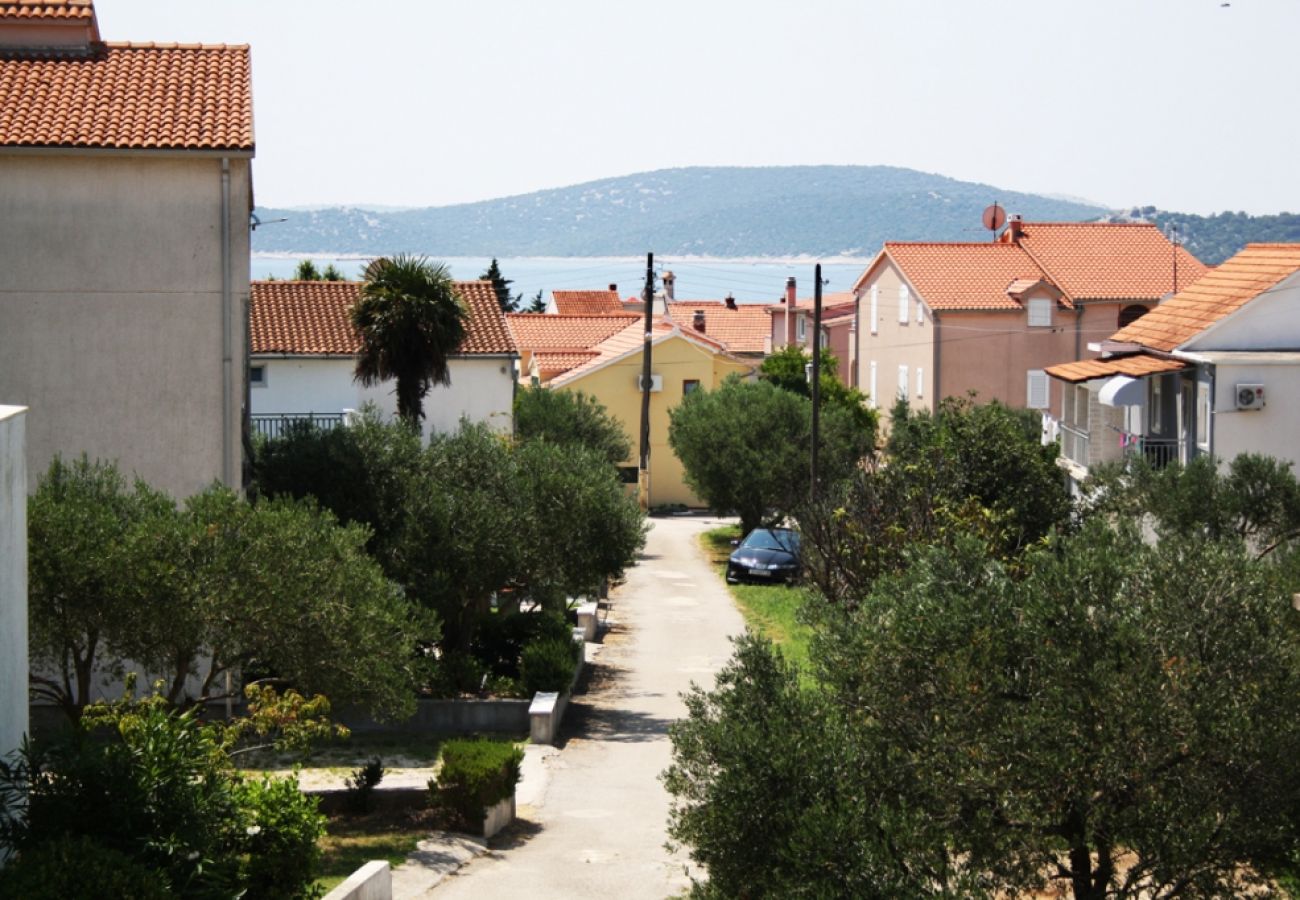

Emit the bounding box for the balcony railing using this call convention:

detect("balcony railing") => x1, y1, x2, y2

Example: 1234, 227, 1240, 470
250, 413, 347, 440
1125, 435, 1182, 469
1060, 423, 1090, 469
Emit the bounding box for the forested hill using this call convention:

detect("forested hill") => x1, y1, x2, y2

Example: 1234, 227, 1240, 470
1109, 207, 1300, 266
251, 166, 1107, 257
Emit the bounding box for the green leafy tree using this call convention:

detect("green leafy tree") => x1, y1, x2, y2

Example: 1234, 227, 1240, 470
480, 257, 520, 312
513, 385, 632, 466
319, 263, 344, 281
292, 259, 321, 281
760, 344, 879, 434
352, 254, 468, 427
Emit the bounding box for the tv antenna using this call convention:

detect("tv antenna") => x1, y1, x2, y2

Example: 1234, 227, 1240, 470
981, 203, 1006, 242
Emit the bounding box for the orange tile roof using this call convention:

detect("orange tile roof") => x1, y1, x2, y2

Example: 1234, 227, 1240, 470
533, 351, 600, 375
0, 0, 93, 21
552, 290, 624, 316
506, 313, 639, 351
770, 291, 855, 312
1009, 222, 1208, 301
1045, 354, 1189, 384
882, 242, 1055, 311
666, 301, 771, 354
0, 42, 254, 151
250, 280, 516, 357
546, 319, 676, 387
1108, 243, 1300, 352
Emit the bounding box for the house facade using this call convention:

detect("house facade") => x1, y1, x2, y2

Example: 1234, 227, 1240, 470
0, 406, 27, 787
767, 278, 857, 386
852, 221, 1207, 424
250, 280, 519, 439
1045, 243, 1300, 487
0, 1, 254, 495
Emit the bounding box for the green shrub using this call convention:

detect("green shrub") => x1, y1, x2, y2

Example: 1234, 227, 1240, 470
472, 611, 572, 679
343, 756, 385, 814
0, 835, 174, 899
431, 740, 524, 831
427, 651, 488, 697
238, 774, 325, 900
519, 636, 579, 695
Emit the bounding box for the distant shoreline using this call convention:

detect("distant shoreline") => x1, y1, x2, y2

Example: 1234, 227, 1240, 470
251, 252, 877, 265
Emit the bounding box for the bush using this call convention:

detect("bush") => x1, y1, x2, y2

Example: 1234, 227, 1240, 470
472, 611, 573, 679
431, 740, 524, 832
238, 775, 326, 900
343, 756, 385, 814
0, 835, 174, 899
426, 651, 488, 698
520, 636, 580, 696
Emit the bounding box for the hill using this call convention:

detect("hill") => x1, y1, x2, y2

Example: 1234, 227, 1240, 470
1108, 207, 1300, 266
251, 166, 1108, 257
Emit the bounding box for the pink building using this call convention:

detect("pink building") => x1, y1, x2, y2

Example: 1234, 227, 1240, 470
767, 277, 857, 385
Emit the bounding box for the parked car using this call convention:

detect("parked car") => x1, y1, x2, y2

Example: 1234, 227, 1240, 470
726, 527, 801, 584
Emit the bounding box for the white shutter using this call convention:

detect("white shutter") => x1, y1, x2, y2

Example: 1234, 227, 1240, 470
916, 367, 924, 398
870, 286, 878, 334
1027, 370, 1049, 409
869, 360, 877, 408
916, 297, 924, 325
898, 285, 909, 324
1028, 298, 1052, 327
897, 364, 909, 399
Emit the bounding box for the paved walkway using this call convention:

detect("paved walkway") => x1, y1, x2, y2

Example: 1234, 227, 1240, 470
403, 514, 744, 899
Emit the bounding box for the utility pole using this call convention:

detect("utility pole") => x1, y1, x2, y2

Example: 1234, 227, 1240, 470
639, 252, 654, 511
810, 262, 823, 498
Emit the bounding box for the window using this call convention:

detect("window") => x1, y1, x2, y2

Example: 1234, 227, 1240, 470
915, 367, 924, 399
916, 297, 925, 325
249, 365, 267, 387
869, 361, 878, 408
897, 364, 909, 399
1196, 381, 1210, 450
683, 379, 701, 396
618, 466, 639, 484
1064, 384, 1089, 430
1150, 377, 1164, 432
796, 315, 806, 342
898, 285, 909, 324
1027, 298, 1052, 327
1027, 369, 1049, 409
870, 285, 878, 334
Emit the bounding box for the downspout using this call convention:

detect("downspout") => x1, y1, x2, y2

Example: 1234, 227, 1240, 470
931, 312, 941, 409
1074, 304, 1083, 360
221, 158, 234, 488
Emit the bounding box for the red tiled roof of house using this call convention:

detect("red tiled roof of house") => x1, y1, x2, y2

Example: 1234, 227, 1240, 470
768, 292, 855, 312
506, 313, 639, 351
666, 301, 770, 354
881, 242, 1056, 311
533, 351, 600, 374
1045, 354, 1189, 384
1008, 221, 1208, 301
1108, 243, 1300, 352
250, 280, 516, 357
552, 290, 624, 316
0, 42, 254, 150
0, 0, 93, 21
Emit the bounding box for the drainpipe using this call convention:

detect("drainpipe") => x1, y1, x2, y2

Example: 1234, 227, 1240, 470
932, 312, 941, 409
1074, 304, 1083, 360
221, 158, 234, 488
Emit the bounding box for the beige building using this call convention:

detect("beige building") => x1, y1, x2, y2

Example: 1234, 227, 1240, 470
853, 220, 1207, 422
0, 1, 254, 495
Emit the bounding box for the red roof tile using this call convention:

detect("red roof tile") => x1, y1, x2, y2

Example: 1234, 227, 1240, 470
1109, 243, 1300, 352
1008, 221, 1207, 301
666, 301, 770, 354
881, 242, 1054, 311
505, 313, 640, 351
1045, 354, 1189, 383
0, 1, 93, 22
0, 42, 254, 150
251, 280, 516, 357
552, 290, 624, 316
532, 351, 599, 375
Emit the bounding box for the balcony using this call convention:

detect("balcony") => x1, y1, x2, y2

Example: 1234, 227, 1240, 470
1124, 435, 1182, 469
1060, 423, 1090, 469
250, 413, 346, 440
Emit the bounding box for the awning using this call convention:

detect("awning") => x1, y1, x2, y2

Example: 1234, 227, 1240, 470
1099, 375, 1145, 407
1045, 353, 1189, 384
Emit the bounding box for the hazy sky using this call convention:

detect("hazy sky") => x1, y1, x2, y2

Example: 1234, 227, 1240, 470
102, 0, 1298, 215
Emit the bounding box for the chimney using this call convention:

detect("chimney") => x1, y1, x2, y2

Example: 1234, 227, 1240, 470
0, 1, 100, 50
692, 309, 706, 333
725, 293, 737, 310
1008, 215, 1024, 244
608, 283, 617, 293
785, 277, 797, 346
663, 271, 676, 301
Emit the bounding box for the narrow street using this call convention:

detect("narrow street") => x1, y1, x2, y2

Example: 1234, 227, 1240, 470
427, 514, 745, 899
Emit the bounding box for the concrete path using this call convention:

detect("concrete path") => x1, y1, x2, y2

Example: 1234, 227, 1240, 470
419, 514, 745, 899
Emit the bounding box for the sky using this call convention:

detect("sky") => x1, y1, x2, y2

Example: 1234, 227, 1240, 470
101, 0, 1300, 216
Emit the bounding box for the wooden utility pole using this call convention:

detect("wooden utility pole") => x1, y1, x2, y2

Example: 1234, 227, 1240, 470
638, 252, 654, 510
810, 262, 823, 498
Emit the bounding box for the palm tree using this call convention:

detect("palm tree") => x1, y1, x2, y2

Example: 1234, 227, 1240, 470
351, 254, 468, 427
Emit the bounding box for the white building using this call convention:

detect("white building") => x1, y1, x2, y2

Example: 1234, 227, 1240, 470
249, 280, 519, 439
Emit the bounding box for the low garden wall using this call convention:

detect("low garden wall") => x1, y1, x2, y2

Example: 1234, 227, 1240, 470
322, 860, 391, 900
336, 697, 531, 736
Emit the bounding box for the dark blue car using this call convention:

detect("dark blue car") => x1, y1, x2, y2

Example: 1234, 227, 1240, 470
726, 527, 801, 584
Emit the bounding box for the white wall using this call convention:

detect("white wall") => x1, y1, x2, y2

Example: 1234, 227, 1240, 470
1211, 362, 1300, 468
254, 356, 517, 438
1187, 275, 1300, 353
0, 406, 28, 773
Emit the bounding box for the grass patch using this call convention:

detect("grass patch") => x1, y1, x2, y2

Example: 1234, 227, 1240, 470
316, 827, 427, 892
700, 525, 814, 673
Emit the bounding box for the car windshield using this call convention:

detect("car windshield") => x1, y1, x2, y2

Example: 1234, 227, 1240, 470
740, 529, 799, 553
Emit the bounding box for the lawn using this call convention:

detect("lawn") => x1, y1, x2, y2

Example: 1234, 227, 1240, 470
700, 524, 814, 673
314, 792, 434, 892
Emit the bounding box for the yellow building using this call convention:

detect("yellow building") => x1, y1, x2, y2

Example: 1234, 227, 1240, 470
506, 313, 755, 507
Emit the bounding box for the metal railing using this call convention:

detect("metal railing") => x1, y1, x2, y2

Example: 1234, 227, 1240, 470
1060, 423, 1090, 468
1126, 436, 1182, 469
250, 413, 346, 440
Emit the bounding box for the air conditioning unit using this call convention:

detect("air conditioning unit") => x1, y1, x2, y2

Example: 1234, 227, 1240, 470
1235, 383, 1265, 411
636, 374, 663, 392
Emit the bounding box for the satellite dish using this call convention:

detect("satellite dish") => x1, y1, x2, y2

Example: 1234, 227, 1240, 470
982, 203, 1007, 234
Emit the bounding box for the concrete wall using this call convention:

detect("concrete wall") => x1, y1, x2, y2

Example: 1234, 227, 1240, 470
254, 355, 516, 438
1211, 361, 1300, 468
0, 151, 251, 497
0, 407, 28, 775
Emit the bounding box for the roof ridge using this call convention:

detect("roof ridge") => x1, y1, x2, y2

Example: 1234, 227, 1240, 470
103, 41, 250, 51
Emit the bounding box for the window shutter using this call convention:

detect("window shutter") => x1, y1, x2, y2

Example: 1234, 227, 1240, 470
1027, 370, 1049, 409
1028, 298, 1052, 327
898, 364, 909, 399
870, 286, 878, 334
869, 361, 877, 408
916, 297, 924, 325
898, 285, 909, 324
916, 367, 924, 398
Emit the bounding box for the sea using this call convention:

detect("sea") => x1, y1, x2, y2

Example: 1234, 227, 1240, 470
250, 255, 873, 305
